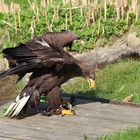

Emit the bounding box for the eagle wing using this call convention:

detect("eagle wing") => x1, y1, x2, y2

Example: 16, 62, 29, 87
42, 31, 80, 50
1, 36, 74, 79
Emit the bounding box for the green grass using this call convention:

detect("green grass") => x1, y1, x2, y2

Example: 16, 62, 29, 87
97, 127, 140, 140
0, 0, 137, 53
16, 80, 25, 93
4, 0, 41, 8
62, 59, 140, 103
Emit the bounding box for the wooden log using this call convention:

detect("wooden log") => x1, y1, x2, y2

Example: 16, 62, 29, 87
74, 38, 140, 69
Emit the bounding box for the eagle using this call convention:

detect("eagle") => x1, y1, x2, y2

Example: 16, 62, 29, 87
0, 31, 95, 118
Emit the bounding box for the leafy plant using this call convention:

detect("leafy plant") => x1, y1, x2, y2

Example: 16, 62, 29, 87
2, 105, 8, 114
0, 1, 140, 53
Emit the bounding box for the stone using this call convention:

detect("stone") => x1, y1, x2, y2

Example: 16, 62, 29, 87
127, 32, 140, 48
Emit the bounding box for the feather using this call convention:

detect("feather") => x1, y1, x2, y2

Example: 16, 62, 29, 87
4, 94, 21, 117
8, 99, 22, 117
4, 102, 16, 116
4, 94, 30, 118
36, 37, 50, 47
11, 95, 30, 117
0, 60, 39, 79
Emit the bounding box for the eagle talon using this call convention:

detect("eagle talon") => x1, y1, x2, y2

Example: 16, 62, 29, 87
61, 109, 75, 116
60, 100, 75, 116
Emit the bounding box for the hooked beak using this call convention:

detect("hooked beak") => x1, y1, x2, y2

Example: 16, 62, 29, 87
87, 78, 96, 89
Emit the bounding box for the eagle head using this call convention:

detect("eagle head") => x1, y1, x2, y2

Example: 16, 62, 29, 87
77, 61, 96, 89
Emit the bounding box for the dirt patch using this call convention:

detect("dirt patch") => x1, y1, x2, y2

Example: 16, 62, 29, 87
0, 75, 18, 101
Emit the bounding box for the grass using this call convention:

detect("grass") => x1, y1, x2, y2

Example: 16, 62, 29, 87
16, 80, 25, 93
97, 127, 140, 140
1, 59, 140, 139
1, 0, 140, 53
62, 59, 140, 103
62, 59, 140, 140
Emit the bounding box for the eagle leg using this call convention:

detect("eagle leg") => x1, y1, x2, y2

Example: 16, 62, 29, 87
61, 99, 76, 116
42, 87, 75, 116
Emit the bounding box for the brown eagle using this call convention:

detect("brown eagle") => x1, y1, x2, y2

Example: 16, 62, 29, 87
0, 31, 95, 117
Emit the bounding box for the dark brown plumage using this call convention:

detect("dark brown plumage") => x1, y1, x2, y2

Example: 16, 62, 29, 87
0, 31, 95, 117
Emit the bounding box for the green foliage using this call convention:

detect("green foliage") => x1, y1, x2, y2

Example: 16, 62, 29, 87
4, 0, 40, 8
0, 2, 139, 52
62, 59, 140, 103
84, 134, 90, 140
16, 80, 24, 93
2, 105, 8, 114
106, 5, 116, 19
133, 17, 140, 36
97, 127, 140, 140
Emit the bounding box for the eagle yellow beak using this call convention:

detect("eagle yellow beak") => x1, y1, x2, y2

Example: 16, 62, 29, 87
87, 78, 96, 89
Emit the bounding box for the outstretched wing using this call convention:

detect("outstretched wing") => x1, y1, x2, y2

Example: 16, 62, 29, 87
0, 38, 65, 79
1, 31, 79, 79
3, 37, 63, 64
42, 31, 80, 50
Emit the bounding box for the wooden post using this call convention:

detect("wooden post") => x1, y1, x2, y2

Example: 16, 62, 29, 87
70, 8, 72, 25
115, 0, 120, 20
126, 10, 129, 26
98, 4, 102, 36
135, 1, 139, 21
27, 0, 36, 15
18, 10, 21, 28
92, 7, 95, 21
80, 6, 83, 16
104, 0, 107, 20
65, 13, 68, 30
14, 14, 17, 34
36, 2, 39, 21
6, 26, 10, 42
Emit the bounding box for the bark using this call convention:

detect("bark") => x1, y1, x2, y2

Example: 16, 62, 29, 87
74, 44, 140, 68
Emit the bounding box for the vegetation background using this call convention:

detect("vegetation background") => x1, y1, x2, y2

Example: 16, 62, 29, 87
1, 0, 140, 53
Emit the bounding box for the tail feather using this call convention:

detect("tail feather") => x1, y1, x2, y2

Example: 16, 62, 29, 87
7, 101, 21, 117
11, 95, 30, 117
4, 102, 16, 117
10, 98, 24, 117
4, 94, 31, 118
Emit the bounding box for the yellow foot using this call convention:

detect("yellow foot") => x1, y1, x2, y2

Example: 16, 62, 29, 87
61, 109, 75, 116
62, 100, 73, 110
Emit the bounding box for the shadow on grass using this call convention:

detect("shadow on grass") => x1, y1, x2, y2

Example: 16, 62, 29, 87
62, 89, 111, 106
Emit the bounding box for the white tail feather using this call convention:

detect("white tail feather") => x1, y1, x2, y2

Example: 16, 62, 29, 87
11, 96, 30, 117
4, 94, 31, 118
7, 96, 23, 117
16, 96, 30, 116
10, 98, 24, 117
4, 102, 16, 116
15, 94, 20, 102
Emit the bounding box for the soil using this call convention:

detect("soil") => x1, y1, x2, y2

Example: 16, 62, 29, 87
0, 75, 18, 102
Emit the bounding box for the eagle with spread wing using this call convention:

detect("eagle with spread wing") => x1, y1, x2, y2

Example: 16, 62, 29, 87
0, 31, 95, 118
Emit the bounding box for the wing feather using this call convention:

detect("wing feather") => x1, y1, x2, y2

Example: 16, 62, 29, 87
1, 32, 77, 79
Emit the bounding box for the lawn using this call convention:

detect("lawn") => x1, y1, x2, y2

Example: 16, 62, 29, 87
97, 127, 140, 140
62, 59, 140, 103
3, 56, 140, 140
60, 59, 140, 140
